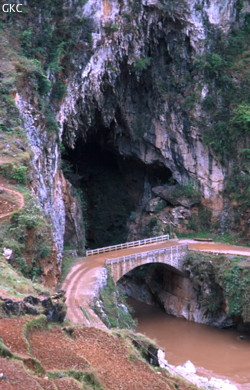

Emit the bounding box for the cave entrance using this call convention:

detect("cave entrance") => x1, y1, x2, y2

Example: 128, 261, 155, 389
62, 129, 173, 249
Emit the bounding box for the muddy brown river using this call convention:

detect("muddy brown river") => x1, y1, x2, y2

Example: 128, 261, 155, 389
129, 298, 250, 390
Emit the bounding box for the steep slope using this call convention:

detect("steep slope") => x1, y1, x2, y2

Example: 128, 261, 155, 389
0, 0, 249, 276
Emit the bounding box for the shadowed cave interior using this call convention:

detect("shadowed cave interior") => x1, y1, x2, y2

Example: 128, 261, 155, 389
62, 128, 174, 248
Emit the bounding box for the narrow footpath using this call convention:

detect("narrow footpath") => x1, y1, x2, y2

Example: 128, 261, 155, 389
0, 160, 25, 221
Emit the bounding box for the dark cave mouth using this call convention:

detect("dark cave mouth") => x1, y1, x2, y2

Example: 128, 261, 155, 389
62, 130, 174, 249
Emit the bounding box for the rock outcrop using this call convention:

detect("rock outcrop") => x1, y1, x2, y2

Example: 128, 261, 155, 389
0, 291, 67, 322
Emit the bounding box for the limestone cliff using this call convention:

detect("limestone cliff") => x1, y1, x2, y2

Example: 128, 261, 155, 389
5, 0, 249, 262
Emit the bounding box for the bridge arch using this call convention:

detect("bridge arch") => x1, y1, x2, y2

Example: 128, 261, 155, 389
105, 244, 188, 283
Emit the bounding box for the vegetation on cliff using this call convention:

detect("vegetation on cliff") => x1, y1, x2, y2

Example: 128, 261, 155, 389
93, 271, 137, 330
198, 13, 250, 219
184, 252, 250, 325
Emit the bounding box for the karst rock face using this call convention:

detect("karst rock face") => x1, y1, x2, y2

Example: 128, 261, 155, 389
16, 0, 243, 259
60, 0, 231, 195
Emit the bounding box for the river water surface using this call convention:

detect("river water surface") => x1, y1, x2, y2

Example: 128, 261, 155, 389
129, 298, 250, 390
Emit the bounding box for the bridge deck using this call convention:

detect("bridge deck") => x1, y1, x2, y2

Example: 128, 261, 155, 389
62, 240, 250, 325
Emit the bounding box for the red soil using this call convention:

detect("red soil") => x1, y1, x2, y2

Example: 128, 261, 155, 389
0, 316, 196, 390
29, 327, 89, 371
0, 317, 32, 357
0, 175, 24, 220
0, 358, 42, 390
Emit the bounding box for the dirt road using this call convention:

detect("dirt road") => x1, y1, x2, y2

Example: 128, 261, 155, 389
62, 240, 250, 325
0, 171, 24, 220
0, 184, 24, 220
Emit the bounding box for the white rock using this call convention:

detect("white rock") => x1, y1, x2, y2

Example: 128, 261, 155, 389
181, 360, 196, 374
157, 349, 168, 368
3, 248, 13, 260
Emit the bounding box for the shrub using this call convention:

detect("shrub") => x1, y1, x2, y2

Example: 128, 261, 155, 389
35, 72, 52, 96
11, 165, 28, 184
174, 182, 201, 201
39, 243, 51, 258
7, 196, 54, 278
45, 108, 59, 133
129, 211, 137, 221
204, 53, 227, 77
188, 205, 212, 232
51, 80, 67, 101
103, 22, 119, 35
230, 104, 250, 135
21, 28, 33, 57
134, 56, 152, 71
217, 258, 250, 321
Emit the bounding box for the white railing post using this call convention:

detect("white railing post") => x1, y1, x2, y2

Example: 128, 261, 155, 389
86, 234, 170, 256
105, 244, 188, 274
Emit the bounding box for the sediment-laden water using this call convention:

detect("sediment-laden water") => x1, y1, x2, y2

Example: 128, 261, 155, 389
129, 298, 250, 389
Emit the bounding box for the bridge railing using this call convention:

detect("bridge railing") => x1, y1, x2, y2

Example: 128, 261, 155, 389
86, 234, 170, 256
105, 244, 188, 268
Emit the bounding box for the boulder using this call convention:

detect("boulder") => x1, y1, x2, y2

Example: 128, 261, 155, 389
152, 185, 201, 208
0, 292, 66, 322
145, 197, 166, 213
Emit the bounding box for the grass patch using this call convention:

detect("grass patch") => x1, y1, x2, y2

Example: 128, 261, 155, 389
23, 315, 48, 334
178, 231, 247, 246
48, 369, 104, 389
60, 253, 79, 282
22, 315, 48, 354
0, 256, 47, 300
113, 328, 159, 364
0, 339, 13, 358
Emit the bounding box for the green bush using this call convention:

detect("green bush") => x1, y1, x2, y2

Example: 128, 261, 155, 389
188, 205, 212, 232
225, 171, 250, 209
230, 104, 250, 135
35, 72, 52, 96
7, 197, 53, 278
51, 80, 67, 101
129, 211, 137, 221
204, 53, 227, 77
45, 108, 59, 132
11, 165, 28, 184
21, 28, 33, 57
103, 23, 119, 35
174, 182, 201, 202
134, 56, 152, 71
183, 252, 224, 316
2, 238, 24, 255
217, 258, 250, 321
39, 243, 51, 258
15, 256, 29, 275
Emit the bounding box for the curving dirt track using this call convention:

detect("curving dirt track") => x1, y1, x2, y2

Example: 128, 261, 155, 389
63, 240, 250, 325
183, 239, 250, 257
0, 184, 24, 220
62, 241, 181, 325
0, 169, 24, 220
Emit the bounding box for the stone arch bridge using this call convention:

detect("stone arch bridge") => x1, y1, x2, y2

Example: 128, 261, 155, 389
86, 235, 188, 282
105, 244, 188, 282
